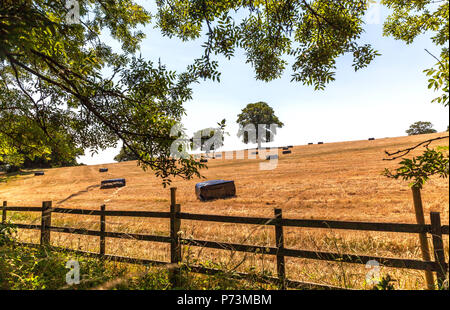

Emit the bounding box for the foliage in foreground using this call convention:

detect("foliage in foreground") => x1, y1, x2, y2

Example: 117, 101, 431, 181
0, 224, 275, 290
0, 0, 203, 187
384, 147, 449, 189
0, 244, 277, 290
0, 224, 407, 290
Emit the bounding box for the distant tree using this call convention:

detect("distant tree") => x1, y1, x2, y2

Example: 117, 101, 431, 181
237, 102, 284, 149
191, 119, 227, 157
21, 144, 82, 169
114, 146, 139, 162
0, 114, 83, 172
406, 121, 437, 136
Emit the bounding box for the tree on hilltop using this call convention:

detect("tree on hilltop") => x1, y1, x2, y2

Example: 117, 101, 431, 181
406, 122, 437, 136
236, 102, 283, 149
191, 119, 228, 157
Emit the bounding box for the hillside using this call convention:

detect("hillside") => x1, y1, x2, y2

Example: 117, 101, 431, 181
1, 132, 448, 223
1, 132, 448, 289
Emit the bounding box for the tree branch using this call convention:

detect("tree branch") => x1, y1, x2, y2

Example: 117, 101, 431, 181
384, 135, 449, 160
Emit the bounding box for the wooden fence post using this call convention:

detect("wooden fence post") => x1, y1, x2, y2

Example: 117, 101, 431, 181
2, 201, 6, 224
411, 186, 434, 289
40, 201, 52, 246
274, 208, 286, 289
169, 187, 181, 287
430, 212, 447, 288
100, 204, 106, 256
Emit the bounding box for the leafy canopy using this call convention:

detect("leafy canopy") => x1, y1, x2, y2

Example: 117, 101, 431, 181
382, 0, 449, 106
156, 0, 379, 90
0, 0, 203, 186
382, 0, 449, 188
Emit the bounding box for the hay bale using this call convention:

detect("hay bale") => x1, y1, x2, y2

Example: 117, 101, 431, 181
282, 150, 291, 154
195, 180, 236, 201
266, 155, 278, 160
288, 145, 293, 148
282, 147, 289, 150
200, 158, 208, 163
99, 168, 108, 172
368, 137, 375, 141
318, 142, 324, 145
100, 178, 126, 189
34, 171, 44, 176
308, 143, 313, 145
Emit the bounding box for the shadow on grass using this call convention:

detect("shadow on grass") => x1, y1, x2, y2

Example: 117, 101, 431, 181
198, 195, 238, 202
0, 170, 36, 183
57, 184, 101, 205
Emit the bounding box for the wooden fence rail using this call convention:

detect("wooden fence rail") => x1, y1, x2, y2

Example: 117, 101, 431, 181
1, 187, 449, 290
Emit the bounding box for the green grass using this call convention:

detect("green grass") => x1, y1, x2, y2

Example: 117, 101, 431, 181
0, 223, 278, 290
0, 170, 36, 184
0, 243, 280, 290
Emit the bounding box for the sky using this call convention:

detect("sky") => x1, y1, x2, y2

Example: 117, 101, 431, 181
78, 1, 449, 165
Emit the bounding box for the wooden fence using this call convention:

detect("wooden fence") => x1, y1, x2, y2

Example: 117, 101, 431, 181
1, 187, 449, 290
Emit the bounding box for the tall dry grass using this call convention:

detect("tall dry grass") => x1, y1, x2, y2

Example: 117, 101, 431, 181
1, 132, 449, 289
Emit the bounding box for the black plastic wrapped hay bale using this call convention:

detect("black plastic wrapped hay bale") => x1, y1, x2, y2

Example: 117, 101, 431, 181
282, 146, 289, 150
100, 178, 126, 189
318, 142, 324, 145
99, 168, 108, 172
266, 155, 278, 160
368, 138, 375, 141
282, 150, 291, 154
34, 171, 44, 176
195, 180, 236, 201
288, 145, 293, 148
308, 143, 313, 145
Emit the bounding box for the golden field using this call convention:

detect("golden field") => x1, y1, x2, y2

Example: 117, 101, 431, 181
1, 132, 449, 289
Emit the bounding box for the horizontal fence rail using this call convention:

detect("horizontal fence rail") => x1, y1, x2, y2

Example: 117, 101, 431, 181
52, 208, 171, 218
1, 188, 449, 290
178, 212, 447, 234
7, 206, 447, 234
180, 238, 444, 271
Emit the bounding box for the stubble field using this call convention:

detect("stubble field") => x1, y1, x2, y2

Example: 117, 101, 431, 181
1, 132, 448, 289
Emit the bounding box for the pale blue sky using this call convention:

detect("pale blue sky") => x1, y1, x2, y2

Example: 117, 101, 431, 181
79, 2, 449, 165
